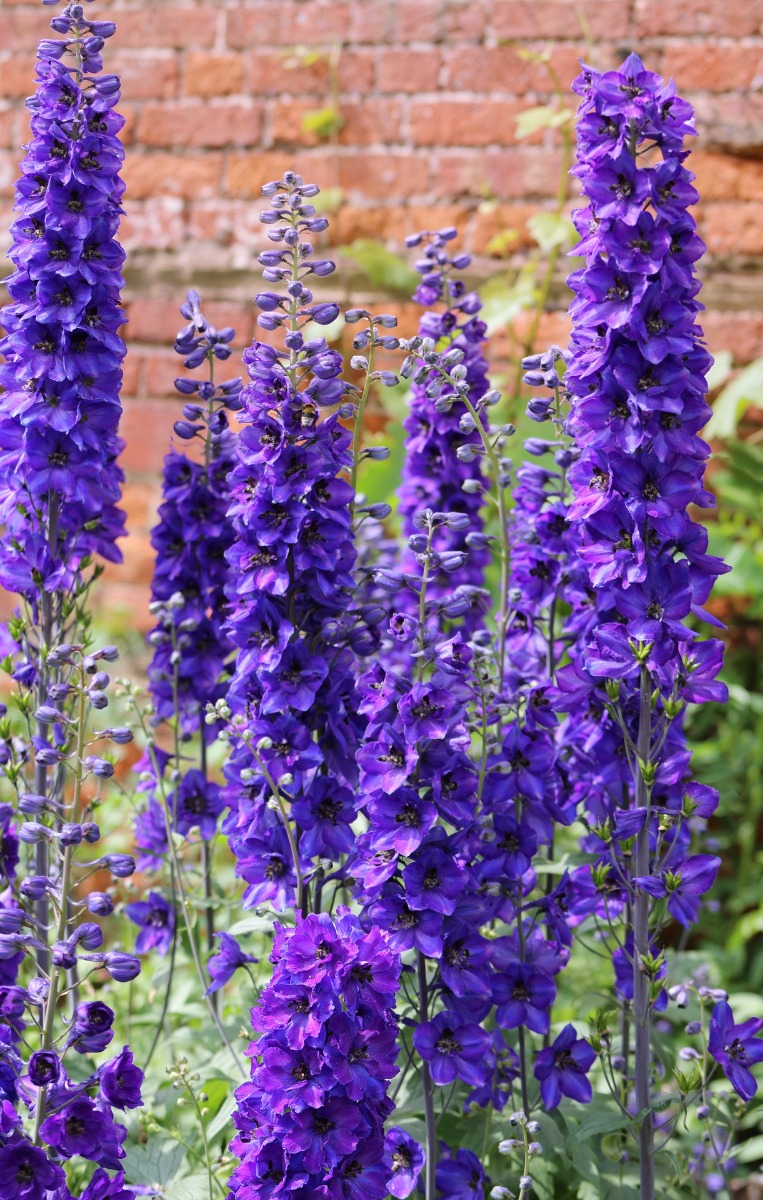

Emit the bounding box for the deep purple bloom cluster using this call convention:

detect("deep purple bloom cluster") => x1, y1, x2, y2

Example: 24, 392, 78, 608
0, 1, 127, 604
228, 909, 400, 1199
146, 292, 240, 740
396, 230, 493, 630
223, 174, 383, 911
558, 52, 727, 959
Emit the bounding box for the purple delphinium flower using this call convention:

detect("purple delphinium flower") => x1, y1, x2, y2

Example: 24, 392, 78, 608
533, 1024, 596, 1108
205, 932, 258, 995
124, 890, 174, 957
146, 292, 240, 740
227, 909, 399, 1199
0, 7, 143, 1180
383, 1126, 425, 1198
413, 1011, 490, 1086
396, 229, 493, 633
0, 1140, 66, 1198
223, 173, 390, 911
0, 1, 128, 603
708, 1001, 763, 1103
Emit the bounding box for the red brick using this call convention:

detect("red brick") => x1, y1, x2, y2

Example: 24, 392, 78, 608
339, 99, 405, 146
125, 297, 253, 346
184, 52, 245, 97
227, 2, 351, 48
392, 0, 442, 40
112, 52, 177, 102
442, 44, 581, 95
0, 57, 35, 100
493, 0, 631, 39
470, 203, 538, 253
0, 109, 17, 149
347, 1, 395, 42
410, 99, 523, 147
692, 153, 763, 203
445, 0, 487, 40
338, 49, 377, 93
661, 44, 762, 92
249, 49, 329, 95
338, 151, 430, 199
378, 48, 441, 94
119, 198, 187, 251
227, 151, 299, 197
119, 397, 178, 472
113, 8, 217, 50
137, 101, 262, 148
121, 350, 142, 398
633, 0, 763, 37
704, 311, 763, 365
700, 203, 763, 256
122, 153, 224, 200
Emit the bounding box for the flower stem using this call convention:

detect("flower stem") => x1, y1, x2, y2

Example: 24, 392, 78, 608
633, 665, 655, 1200
417, 951, 438, 1200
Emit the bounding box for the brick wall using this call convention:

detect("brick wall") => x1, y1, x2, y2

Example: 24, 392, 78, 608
1, 0, 763, 625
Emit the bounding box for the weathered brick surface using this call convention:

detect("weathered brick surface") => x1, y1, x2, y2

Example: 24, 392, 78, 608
0, 0, 761, 622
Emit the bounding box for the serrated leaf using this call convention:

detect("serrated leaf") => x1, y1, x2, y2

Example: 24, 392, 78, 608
165, 1172, 218, 1200
123, 1140, 186, 1188
567, 1107, 630, 1150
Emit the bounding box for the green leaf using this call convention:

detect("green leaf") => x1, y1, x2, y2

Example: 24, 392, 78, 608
165, 1172, 219, 1200
705, 357, 763, 439
706, 348, 734, 392
342, 239, 419, 293
301, 106, 344, 139
732, 1133, 763, 1164
123, 1140, 186, 1188
567, 1106, 631, 1150
527, 211, 574, 254
516, 104, 572, 139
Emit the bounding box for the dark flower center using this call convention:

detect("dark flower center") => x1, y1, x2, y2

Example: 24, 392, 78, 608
591, 468, 609, 491
265, 857, 285, 880
423, 867, 440, 890
445, 941, 469, 968
316, 798, 342, 823
393, 909, 418, 930
291, 1061, 310, 1082
396, 802, 421, 828
48, 449, 69, 467
16, 1164, 35, 1183
613, 173, 632, 199
350, 964, 373, 984
345, 1160, 363, 1179
313, 1116, 335, 1134
646, 602, 663, 620
184, 789, 207, 815
392, 1146, 413, 1171
725, 1037, 750, 1065
65, 1116, 86, 1136
435, 1028, 462, 1055
605, 276, 630, 300
315, 940, 331, 959
499, 832, 520, 852
290, 998, 309, 1014
638, 371, 657, 390
642, 479, 660, 500
349, 1045, 368, 1063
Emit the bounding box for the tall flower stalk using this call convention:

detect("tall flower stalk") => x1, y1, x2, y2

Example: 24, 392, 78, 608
556, 53, 729, 1198
222, 172, 395, 917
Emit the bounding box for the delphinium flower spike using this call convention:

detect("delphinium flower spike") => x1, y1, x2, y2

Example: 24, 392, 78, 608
134, 293, 241, 995
0, 5, 144, 1193
222, 172, 396, 915
396, 229, 494, 634
551, 53, 730, 1197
